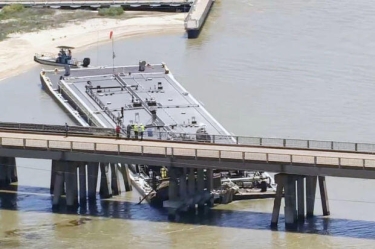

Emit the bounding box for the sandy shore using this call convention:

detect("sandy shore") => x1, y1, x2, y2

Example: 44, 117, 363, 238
0, 12, 185, 82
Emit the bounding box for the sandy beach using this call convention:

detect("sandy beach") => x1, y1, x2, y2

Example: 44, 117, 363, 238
0, 12, 185, 82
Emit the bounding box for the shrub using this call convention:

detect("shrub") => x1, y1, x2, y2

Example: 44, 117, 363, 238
1, 4, 25, 16
98, 7, 124, 17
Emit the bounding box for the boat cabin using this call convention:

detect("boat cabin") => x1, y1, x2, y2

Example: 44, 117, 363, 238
56, 46, 75, 64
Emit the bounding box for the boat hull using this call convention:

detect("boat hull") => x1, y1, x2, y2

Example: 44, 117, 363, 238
34, 56, 79, 68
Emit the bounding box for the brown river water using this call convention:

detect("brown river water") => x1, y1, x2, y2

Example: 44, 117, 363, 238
1, 0, 375, 248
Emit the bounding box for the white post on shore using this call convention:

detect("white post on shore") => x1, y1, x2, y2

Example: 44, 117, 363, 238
110, 31, 115, 72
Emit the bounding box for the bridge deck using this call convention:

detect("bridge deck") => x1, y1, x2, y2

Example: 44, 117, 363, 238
1, 131, 375, 170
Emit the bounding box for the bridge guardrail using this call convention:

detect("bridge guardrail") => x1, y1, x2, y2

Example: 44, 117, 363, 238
0, 121, 115, 135
0, 135, 374, 169
0, 121, 374, 154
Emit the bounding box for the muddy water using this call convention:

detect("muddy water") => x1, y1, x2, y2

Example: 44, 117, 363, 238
1, 0, 375, 248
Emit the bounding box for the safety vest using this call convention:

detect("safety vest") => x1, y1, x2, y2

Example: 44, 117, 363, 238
133, 125, 138, 132
160, 167, 167, 178
139, 124, 145, 132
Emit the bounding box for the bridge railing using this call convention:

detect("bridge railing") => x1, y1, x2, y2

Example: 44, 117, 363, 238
0, 121, 375, 154
150, 131, 375, 153
0, 135, 374, 169
0, 121, 115, 135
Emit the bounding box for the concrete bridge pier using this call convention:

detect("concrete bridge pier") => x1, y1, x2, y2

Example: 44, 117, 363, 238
187, 168, 196, 212
87, 162, 99, 201
167, 166, 179, 220
99, 163, 112, 199
179, 168, 187, 200
110, 163, 121, 196
119, 163, 132, 192
52, 160, 66, 208
206, 169, 214, 207
78, 162, 87, 202
65, 162, 79, 208
196, 168, 205, 212
0, 156, 18, 187
271, 174, 330, 229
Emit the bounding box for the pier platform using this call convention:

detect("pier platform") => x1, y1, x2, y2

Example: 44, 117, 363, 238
184, 0, 214, 38
0, 0, 192, 12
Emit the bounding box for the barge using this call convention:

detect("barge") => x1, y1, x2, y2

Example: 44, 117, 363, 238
39, 61, 276, 207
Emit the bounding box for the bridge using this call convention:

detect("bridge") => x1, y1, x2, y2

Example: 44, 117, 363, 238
1, 121, 375, 227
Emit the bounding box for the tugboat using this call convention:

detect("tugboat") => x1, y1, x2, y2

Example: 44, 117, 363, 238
34, 45, 90, 68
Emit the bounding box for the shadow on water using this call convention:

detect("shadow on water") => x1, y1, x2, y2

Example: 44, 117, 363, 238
1, 185, 375, 240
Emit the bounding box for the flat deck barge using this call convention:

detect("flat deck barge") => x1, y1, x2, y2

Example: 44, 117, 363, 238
40, 62, 275, 209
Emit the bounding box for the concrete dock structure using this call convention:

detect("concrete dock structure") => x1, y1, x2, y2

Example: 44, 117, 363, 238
184, 0, 215, 38
0, 0, 192, 12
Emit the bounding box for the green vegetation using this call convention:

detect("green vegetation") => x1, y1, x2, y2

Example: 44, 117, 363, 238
0, 6, 110, 41
98, 7, 124, 17
0, 4, 25, 19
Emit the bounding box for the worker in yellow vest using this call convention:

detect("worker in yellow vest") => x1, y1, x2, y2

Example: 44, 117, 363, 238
139, 123, 145, 140
160, 167, 167, 179
133, 123, 139, 140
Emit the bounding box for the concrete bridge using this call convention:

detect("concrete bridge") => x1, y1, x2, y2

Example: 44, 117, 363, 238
1, 122, 375, 227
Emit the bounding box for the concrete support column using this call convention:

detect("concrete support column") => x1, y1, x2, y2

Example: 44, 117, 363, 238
8, 157, 17, 183
284, 175, 297, 228
196, 168, 205, 210
188, 168, 196, 195
197, 169, 205, 192
206, 169, 213, 192
50, 160, 58, 194
271, 173, 285, 228
87, 162, 99, 201
65, 162, 78, 208
306, 176, 317, 218
318, 176, 330, 216
297, 177, 305, 220
79, 162, 87, 201
179, 168, 187, 198
120, 164, 132, 192
99, 163, 112, 198
0, 157, 17, 187
205, 168, 214, 207
110, 163, 121, 196
168, 167, 178, 201
168, 167, 179, 219
52, 160, 65, 207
